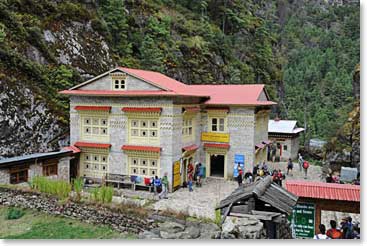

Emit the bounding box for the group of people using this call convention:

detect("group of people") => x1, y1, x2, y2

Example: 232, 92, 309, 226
151, 173, 169, 199
235, 153, 310, 187
186, 162, 205, 192
314, 217, 360, 239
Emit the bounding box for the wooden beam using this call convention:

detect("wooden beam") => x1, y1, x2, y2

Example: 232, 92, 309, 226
221, 202, 233, 225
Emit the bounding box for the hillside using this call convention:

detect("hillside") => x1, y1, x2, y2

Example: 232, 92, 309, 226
0, 0, 359, 157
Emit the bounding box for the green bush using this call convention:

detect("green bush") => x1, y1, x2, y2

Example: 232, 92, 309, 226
72, 177, 84, 202
90, 185, 113, 204
32, 176, 72, 199
6, 207, 25, 220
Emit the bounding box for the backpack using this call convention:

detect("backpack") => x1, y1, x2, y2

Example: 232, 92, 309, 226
327, 229, 342, 239
303, 161, 309, 169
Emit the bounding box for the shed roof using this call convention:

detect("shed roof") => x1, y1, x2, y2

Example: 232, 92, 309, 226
0, 150, 72, 167
217, 176, 298, 215
285, 180, 360, 202
268, 120, 305, 134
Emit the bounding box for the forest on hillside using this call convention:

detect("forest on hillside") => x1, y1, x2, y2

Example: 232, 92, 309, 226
0, 0, 360, 156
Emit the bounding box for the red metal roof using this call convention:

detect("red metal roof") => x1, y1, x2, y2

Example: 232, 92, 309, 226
262, 140, 272, 145
203, 143, 230, 149
62, 146, 81, 154
255, 143, 265, 149
285, 180, 360, 202
74, 106, 111, 111
74, 142, 111, 149
60, 67, 277, 106
188, 85, 277, 106
182, 144, 199, 152
121, 107, 162, 113
184, 106, 200, 113
121, 145, 161, 153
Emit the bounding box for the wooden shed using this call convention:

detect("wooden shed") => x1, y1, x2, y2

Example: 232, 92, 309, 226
216, 176, 298, 238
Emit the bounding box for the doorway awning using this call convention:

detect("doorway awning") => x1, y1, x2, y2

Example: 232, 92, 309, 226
204, 143, 230, 149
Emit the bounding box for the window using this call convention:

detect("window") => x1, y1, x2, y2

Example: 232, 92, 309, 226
82, 116, 109, 140
43, 163, 58, 176
10, 168, 28, 184
81, 153, 108, 178
113, 79, 125, 90
210, 117, 225, 132
182, 117, 193, 136
283, 145, 288, 151
129, 118, 159, 144
129, 157, 159, 177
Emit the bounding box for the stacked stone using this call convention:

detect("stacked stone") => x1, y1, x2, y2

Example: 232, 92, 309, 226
0, 187, 157, 234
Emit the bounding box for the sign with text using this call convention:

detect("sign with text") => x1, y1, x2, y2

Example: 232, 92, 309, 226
201, 132, 230, 143
289, 203, 315, 238
233, 154, 245, 177
172, 161, 181, 191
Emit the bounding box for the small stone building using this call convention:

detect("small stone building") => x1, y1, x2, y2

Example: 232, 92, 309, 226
268, 119, 304, 161
60, 67, 276, 190
0, 149, 78, 185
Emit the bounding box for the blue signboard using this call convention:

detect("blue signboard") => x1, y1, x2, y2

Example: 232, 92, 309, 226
233, 154, 245, 177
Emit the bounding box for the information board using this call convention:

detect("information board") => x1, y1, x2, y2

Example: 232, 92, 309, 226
233, 154, 245, 177
201, 132, 230, 143
289, 203, 315, 238
172, 161, 181, 191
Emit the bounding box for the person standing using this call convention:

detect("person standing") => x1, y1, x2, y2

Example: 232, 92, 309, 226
278, 169, 284, 186
287, 158, 294, 176
314, 224, 330, 239
326, 220, 342, 239
341, 217, 354, 239
153, 175, 161, 195
159, 173, 169, 199
302, 160, 310, 179
298, 153, 304, 171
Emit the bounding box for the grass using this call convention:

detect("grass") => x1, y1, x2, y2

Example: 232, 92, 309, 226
0, 206, 136, 239
91, 185, 114, 204
72, 177, 84, 202
31, 176, 72, 199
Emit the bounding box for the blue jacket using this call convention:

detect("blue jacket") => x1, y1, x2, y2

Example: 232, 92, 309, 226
154, 178, 161, 187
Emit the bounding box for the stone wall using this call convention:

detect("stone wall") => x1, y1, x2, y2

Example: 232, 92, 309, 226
58, 157, 71, 181
0, 187, 157, 234
79, 73, 161, 91
0, 169, 9, 184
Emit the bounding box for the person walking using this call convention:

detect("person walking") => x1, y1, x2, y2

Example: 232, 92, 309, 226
188, 174, 193, 192
287, 158, 294, 176
159, 173, 169, 199
314, 224, 330, 239
298, 153, 304, 171
302, 160, 310, 179
326, 220, 342, 239
153, 175, 161, 195
197, 163, 204, 187
237, 165, 243, 186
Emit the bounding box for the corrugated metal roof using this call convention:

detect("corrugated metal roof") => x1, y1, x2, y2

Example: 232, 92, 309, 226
75, 106, 111, 111
268, 120, 304, 134
285, 180, 360, 202
0, 150, 72, 166
74, 142, 111, 149
203, 143, 230, 149
121, 107, 162, 113
182, 144, 199, 152
121, 145, 161, 153
61, 67, 277, 106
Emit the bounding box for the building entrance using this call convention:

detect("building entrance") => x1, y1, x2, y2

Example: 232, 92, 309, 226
210, 154, 225, 177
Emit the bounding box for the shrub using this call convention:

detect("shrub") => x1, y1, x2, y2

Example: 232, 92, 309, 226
90, 185, 113, 204
32, 176, 72, 199
72, 177, 84, 202
6, 207, 25, 220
